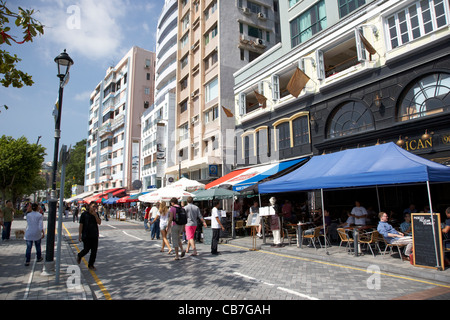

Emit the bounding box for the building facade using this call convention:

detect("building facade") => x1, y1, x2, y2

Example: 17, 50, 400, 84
164, 0, 281, 184
85, 46, 156, 192
141, 0, 178, 190
233, 0, 450, 211
234, 0, 450, 165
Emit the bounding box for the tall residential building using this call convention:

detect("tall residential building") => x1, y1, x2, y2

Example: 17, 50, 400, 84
85, 47, 156, 192
141, 0, 178, 190
164, 0, 281, 184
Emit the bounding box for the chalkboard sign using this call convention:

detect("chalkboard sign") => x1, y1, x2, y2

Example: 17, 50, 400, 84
411, 213, 444, 271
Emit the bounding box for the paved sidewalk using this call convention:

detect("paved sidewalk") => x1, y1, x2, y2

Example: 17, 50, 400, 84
225, 234, 450, 285
0, 219, 94, 300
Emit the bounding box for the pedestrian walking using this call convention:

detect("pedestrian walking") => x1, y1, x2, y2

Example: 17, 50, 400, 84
1, 200, 15, 241
73, 204, 79, 223
185, 196, 207, 256
24, 203, 45, 266
211, 200, 225, 255
77, 201, 102, 270
158, 201, 172, 254
144, 204, 151, 232
150, 202, 160, 240
167, 198, 186, 260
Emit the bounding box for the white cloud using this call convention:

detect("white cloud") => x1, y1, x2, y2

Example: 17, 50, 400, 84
74, 90, 92, 101
36, 0, 128, 61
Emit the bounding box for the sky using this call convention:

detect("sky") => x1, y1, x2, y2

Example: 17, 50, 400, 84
0, 0, 163, 162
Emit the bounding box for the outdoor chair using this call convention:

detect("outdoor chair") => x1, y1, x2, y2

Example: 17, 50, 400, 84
302, 227, 322, 250
283, 224, 297, 246
235, 220, 246, 237
359, 230, 381, 258
337, 228, 354, 252
319, 226, 332, 247
380, 235, 406, 260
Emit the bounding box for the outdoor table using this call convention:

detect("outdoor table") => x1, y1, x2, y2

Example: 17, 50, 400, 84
344, 225, 375, 256
295, 222, 315, 248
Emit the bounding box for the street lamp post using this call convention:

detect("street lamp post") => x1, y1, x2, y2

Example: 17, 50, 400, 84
45, 50, 74, 265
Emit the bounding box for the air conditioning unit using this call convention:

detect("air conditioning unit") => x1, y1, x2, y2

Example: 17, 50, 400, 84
254, 38, 265, 47
257, 12, 266, 20
240, 34, 250, 44
242, 7, 250, 14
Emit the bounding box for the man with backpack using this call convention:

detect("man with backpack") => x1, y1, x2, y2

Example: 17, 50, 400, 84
167, 197, 186, 260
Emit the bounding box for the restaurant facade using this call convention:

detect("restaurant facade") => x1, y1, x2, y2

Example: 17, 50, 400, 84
232, 0, 450, 215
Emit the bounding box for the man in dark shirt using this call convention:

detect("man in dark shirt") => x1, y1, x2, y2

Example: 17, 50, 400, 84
77, 201, 101, 270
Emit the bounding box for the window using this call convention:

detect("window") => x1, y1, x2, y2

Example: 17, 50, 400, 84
289, 0, 300, 7
327, 101, 374, 138
180, 100, 188, 113
293, 116, 309, 146
277, 122, 291, 150
397, 73, 450, 121
290, 0, 327, 47
316, 28, 371, 79
248, 25, 263, 38
386, 0, 449, 50
179, 123, 189, 142
205, 77, 218, 103
338, 0, 366, 18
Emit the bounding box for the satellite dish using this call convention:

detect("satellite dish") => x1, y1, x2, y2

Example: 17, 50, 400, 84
132, 180, 142, 189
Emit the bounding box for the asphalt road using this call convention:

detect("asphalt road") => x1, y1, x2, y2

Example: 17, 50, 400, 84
61, 217, 450, 303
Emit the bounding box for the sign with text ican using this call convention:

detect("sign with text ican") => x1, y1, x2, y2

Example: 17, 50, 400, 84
411, 213, 444, 271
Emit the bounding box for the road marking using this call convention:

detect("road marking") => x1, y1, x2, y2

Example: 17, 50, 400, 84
106, 224, 117, 229
122, 231, 143, 241
233, 272, 318, 300
224, 243, 450, 289
63, 224, 112, 300
23, 258, 37, 300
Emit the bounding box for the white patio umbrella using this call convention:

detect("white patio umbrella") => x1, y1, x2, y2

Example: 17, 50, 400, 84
168, 177, 205, 192
138, 186, 194, 203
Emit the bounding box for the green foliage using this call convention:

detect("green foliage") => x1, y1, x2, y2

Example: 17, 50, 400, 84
63, 140, 87, 198
0, 1, 44, 90
0, 135, 46, 204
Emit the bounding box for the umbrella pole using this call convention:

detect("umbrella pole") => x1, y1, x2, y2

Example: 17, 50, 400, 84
426, 181, 440, 269
321, 189, 329, 254
259, 193, 266, 244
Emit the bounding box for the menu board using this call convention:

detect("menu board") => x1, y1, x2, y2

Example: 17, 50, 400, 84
411, 213, 444, 271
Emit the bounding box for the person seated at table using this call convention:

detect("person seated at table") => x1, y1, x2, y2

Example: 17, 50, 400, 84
399, 212, 412, 236
377, 212, 413, 260
403, 204, 417, 215
351, 201, 367, 226
339, 211, 355, 228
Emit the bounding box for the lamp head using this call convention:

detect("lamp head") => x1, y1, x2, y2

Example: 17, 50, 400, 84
54, 49, 74, 79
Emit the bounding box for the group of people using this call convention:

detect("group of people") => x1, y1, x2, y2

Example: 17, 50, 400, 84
142, 196, 224, 260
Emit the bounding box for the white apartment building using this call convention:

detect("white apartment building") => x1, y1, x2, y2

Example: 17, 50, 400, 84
164, 0, 281, 184
85, 46, 156, 192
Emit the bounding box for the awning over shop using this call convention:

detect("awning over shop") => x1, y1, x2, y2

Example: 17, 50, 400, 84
232, 158, 308, 191
205, 168, 250, 189
83, 188, 126, 203
65, 190, 94, 203
259, 142, 450, 194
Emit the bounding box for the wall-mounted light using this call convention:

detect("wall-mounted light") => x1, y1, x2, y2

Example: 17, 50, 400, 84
396, 135, 407, 147
374, 93, 382, 108
421, 129, 434, 141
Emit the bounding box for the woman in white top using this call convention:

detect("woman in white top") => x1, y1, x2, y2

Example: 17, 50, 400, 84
158, 201, 172, 254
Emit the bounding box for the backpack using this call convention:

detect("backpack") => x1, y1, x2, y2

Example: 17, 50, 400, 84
173, 206, 187, 225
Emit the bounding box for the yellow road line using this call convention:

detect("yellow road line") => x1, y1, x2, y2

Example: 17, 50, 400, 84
224, 243, 450, 289
63, 224, 112, 300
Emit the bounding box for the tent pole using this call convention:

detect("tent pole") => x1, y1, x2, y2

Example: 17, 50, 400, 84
426, 181, 440, 269
375, 186, 381, 212
321, 188, 329, 254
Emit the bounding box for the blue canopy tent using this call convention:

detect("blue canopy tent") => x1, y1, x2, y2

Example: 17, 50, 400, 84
259, 142, 450, 261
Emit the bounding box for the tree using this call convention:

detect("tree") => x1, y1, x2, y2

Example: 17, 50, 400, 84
0, 1, 44, 97
0, 135, 46, 204
62, 139, 86, 198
